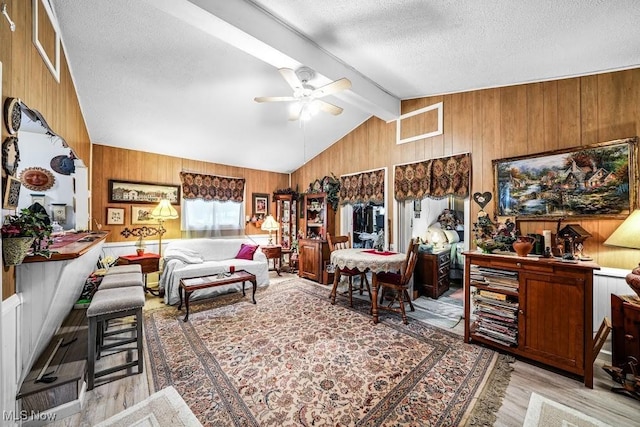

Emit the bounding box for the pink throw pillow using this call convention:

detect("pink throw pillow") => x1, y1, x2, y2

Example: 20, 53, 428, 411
235, 244, 258, 260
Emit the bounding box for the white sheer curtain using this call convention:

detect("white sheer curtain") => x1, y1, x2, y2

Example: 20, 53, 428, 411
181, 199, 245, 238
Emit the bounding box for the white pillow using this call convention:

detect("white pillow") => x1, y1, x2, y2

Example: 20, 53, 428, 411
443, 229, 460, 243
426, 225, 447, 245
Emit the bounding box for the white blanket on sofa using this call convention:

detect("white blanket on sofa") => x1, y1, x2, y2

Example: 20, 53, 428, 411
159, 238, 269, 305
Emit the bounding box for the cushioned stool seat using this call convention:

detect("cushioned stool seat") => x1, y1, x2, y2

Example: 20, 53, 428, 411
105, 264, 142, 275
99, 272, 144, 290
87, 286, 145, 390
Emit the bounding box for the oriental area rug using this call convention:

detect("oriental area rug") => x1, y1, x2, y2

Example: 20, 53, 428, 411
144, 279, 512, 426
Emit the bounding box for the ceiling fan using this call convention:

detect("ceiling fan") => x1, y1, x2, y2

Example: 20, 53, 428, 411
254, 67, 352, 121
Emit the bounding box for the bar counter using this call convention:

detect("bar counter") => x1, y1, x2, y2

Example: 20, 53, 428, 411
22, 231, 108, 263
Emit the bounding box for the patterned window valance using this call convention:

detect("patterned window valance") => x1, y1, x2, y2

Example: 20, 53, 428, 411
339, 168, 385, 205
180, 172, 245, 202
394, 153, 470, 201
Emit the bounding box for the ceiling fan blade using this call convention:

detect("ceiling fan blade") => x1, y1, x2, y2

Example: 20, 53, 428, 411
278, 68, 303, 91
312, 78, 352, 98
317, 100, 343, 116
254, 96, 297, 103
288, 104, 302, 121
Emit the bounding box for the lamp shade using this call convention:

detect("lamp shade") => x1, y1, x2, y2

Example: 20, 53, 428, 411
261, 215, 279, 232
604, 210, 640, 249
151, 199, 179, 220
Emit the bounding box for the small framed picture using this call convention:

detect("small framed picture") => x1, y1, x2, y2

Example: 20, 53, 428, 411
253, 193, 269, 216
31, 193, 46, 206
3, 175, 21, 209
51, 204, 67, 224
106, 207, 125, 225
131, 206, 156, 225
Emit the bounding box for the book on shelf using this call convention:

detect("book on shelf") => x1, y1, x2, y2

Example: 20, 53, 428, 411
474, 266, 518, 278
474, 295, 518, 309
471, 324, 518, 347
476, 311, 517, 324
485, 283, 519, 292
478, 290, 507, 301
474, 305, 518, 320
478, 318, 517, 335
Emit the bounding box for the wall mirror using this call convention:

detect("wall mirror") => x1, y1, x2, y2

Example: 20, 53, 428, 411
9, 100, 88, 230
347, 202, 385, 248
339, 168, 388, 251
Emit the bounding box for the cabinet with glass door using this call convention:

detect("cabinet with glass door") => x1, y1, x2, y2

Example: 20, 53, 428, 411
274, 193, 297, 251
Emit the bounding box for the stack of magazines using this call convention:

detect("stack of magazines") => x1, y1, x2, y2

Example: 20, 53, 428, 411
470, 265, 519, 346
473, 291, 519, 346
469, 266, 519, 291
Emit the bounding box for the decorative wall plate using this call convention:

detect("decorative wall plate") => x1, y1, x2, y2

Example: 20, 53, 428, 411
2, 136, 20, 177
3, 97, 21, 135
19, 167, 55, 191
50, 154, 75, 175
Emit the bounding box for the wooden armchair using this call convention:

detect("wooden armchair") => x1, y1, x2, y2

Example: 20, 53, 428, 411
374, 239, 418, 324
327, 232, 371, 307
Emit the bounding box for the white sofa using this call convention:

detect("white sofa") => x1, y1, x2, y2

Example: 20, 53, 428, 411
159, 238, 269, 305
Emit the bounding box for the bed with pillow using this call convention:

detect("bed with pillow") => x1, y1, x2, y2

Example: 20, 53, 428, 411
159, 238, 269, 305
426, 224, 465, 281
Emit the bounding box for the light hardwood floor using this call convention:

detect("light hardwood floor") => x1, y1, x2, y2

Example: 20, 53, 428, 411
48, 273, 640, 426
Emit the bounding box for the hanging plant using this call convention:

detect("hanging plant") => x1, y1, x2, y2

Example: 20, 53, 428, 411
2, 207, 53, 263
322, 174, 340, 211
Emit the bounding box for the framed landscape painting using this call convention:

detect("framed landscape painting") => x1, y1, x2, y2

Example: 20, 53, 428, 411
108, 180, 180, 204
493, 137, 637, 219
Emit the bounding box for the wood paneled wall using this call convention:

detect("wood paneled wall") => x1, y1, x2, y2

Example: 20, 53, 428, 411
1, 0, 91, 299
291, 68, 640, 270
92, 145, 290, 243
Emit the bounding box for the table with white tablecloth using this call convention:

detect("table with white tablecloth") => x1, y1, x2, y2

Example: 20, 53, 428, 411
330, 248, 406, 323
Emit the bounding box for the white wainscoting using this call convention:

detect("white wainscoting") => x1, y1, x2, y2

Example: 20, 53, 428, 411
593, 267, 633, 333
16, 241, 104, 382
2, 293, 22, 425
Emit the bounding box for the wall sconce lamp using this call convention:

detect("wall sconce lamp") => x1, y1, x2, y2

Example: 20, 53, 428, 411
121, 199, 179, 257
604, 209, 640, 298
2, 3, 16, 32
261, 215, 279, 246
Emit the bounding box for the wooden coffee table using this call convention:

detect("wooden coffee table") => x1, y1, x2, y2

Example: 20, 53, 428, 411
178, 270, 257, 321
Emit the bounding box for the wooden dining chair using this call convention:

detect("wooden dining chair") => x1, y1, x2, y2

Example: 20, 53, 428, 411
327, 232, 371, 307
375, 239, 418, 324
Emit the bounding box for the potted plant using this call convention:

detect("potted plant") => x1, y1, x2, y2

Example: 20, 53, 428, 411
135, 235, 146, 256
2, 208, 54, 265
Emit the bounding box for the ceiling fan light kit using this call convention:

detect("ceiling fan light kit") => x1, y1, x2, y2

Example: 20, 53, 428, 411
255, 66, 351, 121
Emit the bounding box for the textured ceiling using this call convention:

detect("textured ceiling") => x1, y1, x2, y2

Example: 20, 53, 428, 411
50, 0, 640, 173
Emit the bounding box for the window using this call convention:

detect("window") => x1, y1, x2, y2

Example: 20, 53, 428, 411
181, 198, 244, 236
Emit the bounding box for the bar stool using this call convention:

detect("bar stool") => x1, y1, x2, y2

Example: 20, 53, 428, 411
87, 286, 145, 390
104, 264, 142, 275
99, 272, 144, 290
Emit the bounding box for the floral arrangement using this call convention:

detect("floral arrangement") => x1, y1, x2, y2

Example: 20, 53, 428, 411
473, 211, 518, 253
1, 208, 53, 258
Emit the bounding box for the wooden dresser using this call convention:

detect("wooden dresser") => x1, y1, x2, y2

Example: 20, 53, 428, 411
414, 249, 450, 299
611, 294, 640, 374
463, 251, 600, 387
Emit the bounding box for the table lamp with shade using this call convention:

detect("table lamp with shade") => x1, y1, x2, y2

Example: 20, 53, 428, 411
261, 215, 279, 246
150, 199, 179, 257
604, 209, 640, 298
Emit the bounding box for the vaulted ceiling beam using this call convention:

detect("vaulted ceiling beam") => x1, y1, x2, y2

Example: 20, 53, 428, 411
145, 0, 400, 122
